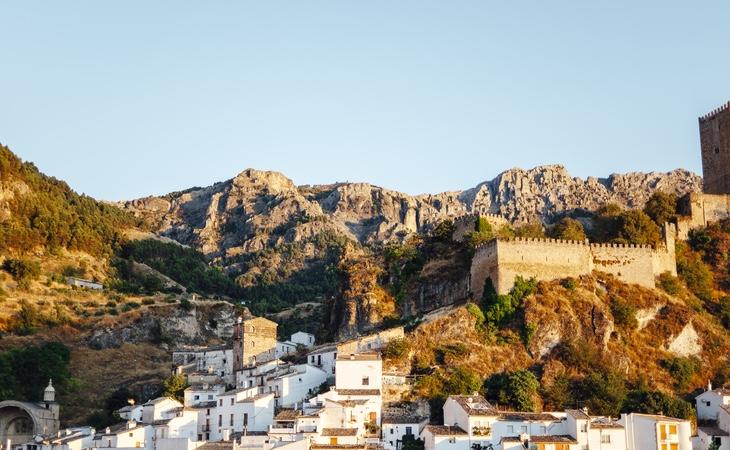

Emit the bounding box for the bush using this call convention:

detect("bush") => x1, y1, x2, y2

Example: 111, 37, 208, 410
662, 357, 699, 391
676, 242, 714, 302
623, 385, 693, 419
465, 303, 485, 331
610, 296, 638, 330
481, 277, 537, 329
513, 223, 546, 239
578, 370, 627, 416
719, 296, 730, 328
382, 338, 410, 361
561, 278, 577, 291
657, 272, 682, 295
615, 210, 661, 246
2, 258, 40, 287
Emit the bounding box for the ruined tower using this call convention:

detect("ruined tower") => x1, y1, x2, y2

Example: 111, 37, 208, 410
232, 313, 278, 371
699, 101, 730, 194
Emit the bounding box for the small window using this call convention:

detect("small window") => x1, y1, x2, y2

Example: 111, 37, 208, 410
601, 435, 611, 444
390, 429, 394, 434
405, 426, 412, 436
448, 437, 456, 444
715, 147, 721, 154
194, 395, 200, 400
230, 414, 234, 426
230, 398, 234, 406
507, 425, 514, 433
219, 399, 223, 407
362, 376, 370, 386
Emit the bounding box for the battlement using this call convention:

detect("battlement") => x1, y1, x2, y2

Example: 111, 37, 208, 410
452, 212, 509, 242
470, 224, 677, 296
699, 101, 730, 123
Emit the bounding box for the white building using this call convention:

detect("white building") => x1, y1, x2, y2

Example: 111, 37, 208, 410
172, 346, 233, 383
290, 332, 315, 348
117, 404, 144, 423
420, 425, 470, 450
206, 389, 275, 441
619, 413, 692, 450
267, 364, 328, 408
66, 277, 103, 290
34, 427, 96, 450
307, 345, 337, 378
382, 415, 427, 450
276, 342, 298, 359
697, 403, 730, 450
696, 383, 730, 422
92, 421, 153, 450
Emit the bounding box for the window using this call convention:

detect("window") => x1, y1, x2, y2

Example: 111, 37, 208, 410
540, 426, 546, 434
230, 414, 234, 426
311, 356, 315, 363
135, 442, 141, 448
390, 429, 394, 435
230, 398, 234, 406
580, 423, 587, 432
206, 409, 210, 416
208, 395, 213, 400
405, 427, 412, 436
448, 437, 456, 444
219, 415, 222, 426
219, 399, 223, 407
129, 433, 134, 437
194, 395, 200, 400
243, 413, 248, 426
601, 434, 611, 443
668, 424, 677, 436
705, 401, 712, 407
507, 426, 514, 433
362, 376, 370, 386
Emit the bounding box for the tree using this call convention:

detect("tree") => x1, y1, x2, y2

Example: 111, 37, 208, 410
2, 258, 41, 288
484, 369, 540, 411
662, 357, 698, 391
162, 374, 188, 402
643, 192, 677, 226
549, 218, 586, 241
514, 223, 546, 239
579, 370, 627, 416
615, 210, 661, 245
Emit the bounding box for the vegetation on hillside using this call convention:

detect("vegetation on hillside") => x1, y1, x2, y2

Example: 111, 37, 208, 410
0, 145, 141, 256
0, 341, 73, 402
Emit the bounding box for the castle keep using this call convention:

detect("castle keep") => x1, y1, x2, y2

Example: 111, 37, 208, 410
470, 223, 677, 297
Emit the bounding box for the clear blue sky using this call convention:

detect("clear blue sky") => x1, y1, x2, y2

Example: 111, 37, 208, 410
1, 1, 729, 200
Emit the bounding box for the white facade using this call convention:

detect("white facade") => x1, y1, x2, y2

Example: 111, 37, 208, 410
117, 405, 144, 423
276, 342, 298, 359
267, 364, 328, 408
382, 417, 426, 450
619, 413, 692, 450
307, 346, 337, 378
93, 422, 153, 450
696, 385, 730, 422
334, 354, 382, 392
420, 425, 469, 450
290, 332, 315, 348
206, 390, 274, 440
66, 277, 103, 290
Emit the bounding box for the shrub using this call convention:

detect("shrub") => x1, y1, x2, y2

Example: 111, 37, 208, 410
662, 357, 699, 391
382, 338, 410, 361
513, 223, 546, 239
610, 296, 638, 330
719, 296, 730, 329
442, 367, 482, 396
142, 298, 155, 306
657, 272, 681, 295
676, 242, 714, 302
615, 210, 661, 246
162, 374, 188, 402
578, 370, 627, 416
623, 386, 693, 419
481, 277, 537, 329
2, 258, 40, 288
561, 278, 577, 291
465, 303, 485, 331
179, 297, 192, 310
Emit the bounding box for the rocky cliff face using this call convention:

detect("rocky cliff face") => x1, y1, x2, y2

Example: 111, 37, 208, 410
121, 165, 701, 267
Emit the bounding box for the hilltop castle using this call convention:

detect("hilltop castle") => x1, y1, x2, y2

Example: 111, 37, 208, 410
468, 101, 730, 296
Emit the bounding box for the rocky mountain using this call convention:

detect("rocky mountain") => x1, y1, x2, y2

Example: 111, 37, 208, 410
120, 165, 701, 268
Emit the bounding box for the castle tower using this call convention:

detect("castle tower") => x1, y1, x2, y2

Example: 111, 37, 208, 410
232, 313, 278, 372
699, 101, 730, 194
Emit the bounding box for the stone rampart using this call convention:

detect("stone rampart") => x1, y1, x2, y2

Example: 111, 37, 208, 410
452, 213, 509, 242
470, 224, 676, 296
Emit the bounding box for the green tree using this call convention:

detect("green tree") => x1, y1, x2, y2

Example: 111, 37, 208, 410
623, 384, 693, 419
676, 242, 714, 302
541, 375, 573, 410
484, 369, 540, 411
662, 357, 698, 391
2, 258, 41, 288
643, 192, 677, 226
549, 218, 587, 241
579, 370, 627, 416
615, 210, 661, 245
162, 374, 188, 402
514, 223, 546, 239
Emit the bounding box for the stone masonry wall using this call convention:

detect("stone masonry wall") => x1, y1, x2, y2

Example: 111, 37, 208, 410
452, 214, 509, 242
699, 101, 730, 195
470, 224, 676, 296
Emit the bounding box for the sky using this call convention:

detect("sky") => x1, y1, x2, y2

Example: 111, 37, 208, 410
1, 1, 729, 201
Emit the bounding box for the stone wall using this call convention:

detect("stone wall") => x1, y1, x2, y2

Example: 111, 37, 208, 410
470, 224, 676, 296
677, 192, 730, 238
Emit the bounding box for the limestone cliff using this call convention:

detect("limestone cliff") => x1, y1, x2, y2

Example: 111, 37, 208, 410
120, 165, 701, 269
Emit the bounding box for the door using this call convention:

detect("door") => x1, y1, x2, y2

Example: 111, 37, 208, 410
369, 412, 377, 423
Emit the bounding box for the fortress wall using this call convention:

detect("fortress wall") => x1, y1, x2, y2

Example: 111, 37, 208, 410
590, 244, 657, 289
471, 238, 592, 296
676, 192, 730, 237
470, 240, 500, 299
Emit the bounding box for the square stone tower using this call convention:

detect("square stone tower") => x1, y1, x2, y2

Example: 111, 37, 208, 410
700, 101, 730, 194
232, 314, 278, 370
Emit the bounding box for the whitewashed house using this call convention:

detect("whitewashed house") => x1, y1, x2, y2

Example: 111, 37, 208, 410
276, 342, 298, 359
420, 425, 469, 450
307, 345, 337, 378
92, 421, 153, 450
618, 413, 692, 450
267, 364, 328, 408
66, 277, 103, 290
697, 403, 730, 450
564, 409, 626, 450
381, 415, 427, 450
206, 389, 275, 441
696, 383, 730, 421
117, 404, 144, 423
290, 332, 315, 348
36, 427, 96, 450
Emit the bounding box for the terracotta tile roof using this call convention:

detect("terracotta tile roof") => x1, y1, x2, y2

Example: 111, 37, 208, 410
321, 428, 359, 436
196, 442, 234, 450
590, 418, 624, 429
336, 389, 381, 396
274, 409, 302, 421
332, 400, 369, 407
449, 395, 497, 416
566, 409, 590, 420
382, 415, 424, 424
529, 435, 578, 444
311, 446, 365, 450
699, 426, 730, 437
498, 412, 560, 422
423, 425, 468, 436
237, 393, 274, 403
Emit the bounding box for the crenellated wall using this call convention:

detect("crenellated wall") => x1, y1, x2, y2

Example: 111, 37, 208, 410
470, 224, 677, 296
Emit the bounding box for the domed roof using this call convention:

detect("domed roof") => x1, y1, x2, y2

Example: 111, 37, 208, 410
45, 379, 55, 393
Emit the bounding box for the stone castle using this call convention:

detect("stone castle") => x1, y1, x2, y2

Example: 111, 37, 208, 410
468, 101, 730, 296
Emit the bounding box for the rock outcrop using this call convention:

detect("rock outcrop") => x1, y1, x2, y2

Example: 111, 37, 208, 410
120, 165, 701, 269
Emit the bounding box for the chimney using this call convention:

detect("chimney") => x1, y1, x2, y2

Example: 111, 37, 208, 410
709, 380, 713, 392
